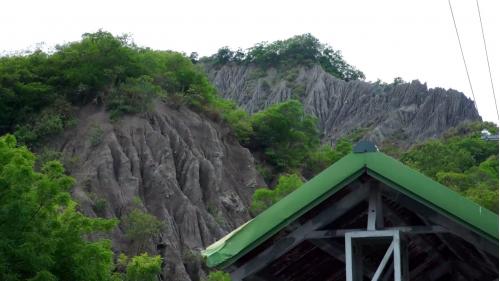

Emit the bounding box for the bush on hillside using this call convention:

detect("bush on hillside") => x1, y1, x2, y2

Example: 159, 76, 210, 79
107, 75, 164, 119
250, 100, 319, 171
401, 123, 499, 212
304, 139, 352, 176
251, 174, 303, 215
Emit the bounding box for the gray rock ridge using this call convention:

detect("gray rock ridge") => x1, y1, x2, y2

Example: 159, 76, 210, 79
51, 103, 263, 281
206, 64, 481, 146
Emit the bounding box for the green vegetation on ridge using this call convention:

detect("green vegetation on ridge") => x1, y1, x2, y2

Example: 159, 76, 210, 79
203, 33, 365, 81
0, 30, 250, 146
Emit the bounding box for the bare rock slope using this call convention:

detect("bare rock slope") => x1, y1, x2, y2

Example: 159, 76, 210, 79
52, 104, 263, 281
207, 64, 481, 145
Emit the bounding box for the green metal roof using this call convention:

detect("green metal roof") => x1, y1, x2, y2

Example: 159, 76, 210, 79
202, 151, 499, 268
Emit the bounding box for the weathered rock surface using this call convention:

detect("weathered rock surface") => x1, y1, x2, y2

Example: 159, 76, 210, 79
50, 103, 263, 281
207, 64, 481, 146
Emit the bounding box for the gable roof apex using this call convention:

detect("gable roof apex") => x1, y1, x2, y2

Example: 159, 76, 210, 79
202, 151, 499, 268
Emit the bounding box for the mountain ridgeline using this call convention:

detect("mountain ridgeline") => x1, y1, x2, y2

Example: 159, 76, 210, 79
204, 63, 480, 148
0, 31, 496, 281
197, 33, 479, 147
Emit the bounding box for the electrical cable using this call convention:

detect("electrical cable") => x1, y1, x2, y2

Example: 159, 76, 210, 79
475, 0, 499, 120
448, 0, 478, 111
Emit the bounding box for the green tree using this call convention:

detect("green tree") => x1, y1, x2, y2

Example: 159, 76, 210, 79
0, 51, 57, 134
107, 75, 165, 119
50, 30, 141, 104
304, 139, 352, 176
251, 174, 303, 215
465, 184, 498, 212
125, 253, 162, 281
251, 100, 319, 171
14, 99, 76, 146
401, 140, 475, 178
214, 47, 234, 65
214, 99, 253, 142
250, 188, 276, 215
401, 123, 498, 212
208, 271, 231, 281
123, 209, 164, 254
0, 135, 117, 281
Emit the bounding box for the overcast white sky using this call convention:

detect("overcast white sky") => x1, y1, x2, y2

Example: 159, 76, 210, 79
1, 0, 499, 121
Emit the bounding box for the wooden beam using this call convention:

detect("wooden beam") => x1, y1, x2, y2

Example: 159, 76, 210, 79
452, 260, 484, 280
384, 185, 498, 257
384, 199, 497, 279
310, 239, 345, 261
412, 210, 498, 277
425, 261, 451, 281
311, 239, 377, 279
430, 262, 451, 281
476, 243, 499, 274
244, 275, 267, 281
229, 185, 370, 281
393, 231, 402, 281
371, 241, 394, 281
345, 230, 407, 281
409, 252, 440, 279
367, 186, 383, 230
305, 225, 447, 239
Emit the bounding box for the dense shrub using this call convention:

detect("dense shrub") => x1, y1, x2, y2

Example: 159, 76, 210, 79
89, 123, 104, 147
13, 99, 76, 146
401, 122, 499, 212
0, 51, 56, 133
208, 271, 232, 281
303, 139, 352, 176
214, 99, 253, 142
107, 75, 164, 119
251, 174, 303, 215
123, 209, 164, 254
50, 31, 142, 105
125, 253, 162, 281
250, 100, 319, 171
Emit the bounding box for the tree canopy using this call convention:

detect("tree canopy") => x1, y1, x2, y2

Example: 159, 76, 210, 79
400, 122, 499, 212
251, 174, 304, 215
0, 30, 249, 146
250, 100, 319, 171
0, 135, 117, 280
205, 34, 365, 81
0, 134, 163, 280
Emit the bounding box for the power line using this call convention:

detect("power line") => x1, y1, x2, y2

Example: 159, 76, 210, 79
475, 0, 499, 120
447, 0, 478, 111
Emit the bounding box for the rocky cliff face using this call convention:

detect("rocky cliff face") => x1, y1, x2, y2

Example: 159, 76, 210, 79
207, 64, 481, 146
49, 103, 263, 281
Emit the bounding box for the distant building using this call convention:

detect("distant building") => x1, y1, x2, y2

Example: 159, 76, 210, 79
481, 129, 499, 141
